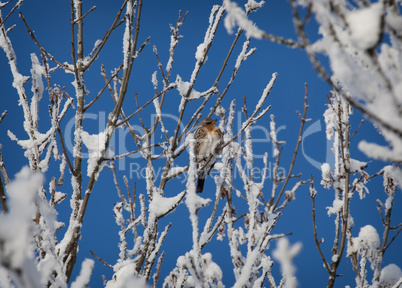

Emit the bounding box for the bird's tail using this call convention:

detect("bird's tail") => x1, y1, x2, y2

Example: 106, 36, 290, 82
196, 177, 205, 193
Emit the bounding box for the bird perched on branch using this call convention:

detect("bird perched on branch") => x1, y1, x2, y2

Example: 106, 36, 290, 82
194, 117, 223, 193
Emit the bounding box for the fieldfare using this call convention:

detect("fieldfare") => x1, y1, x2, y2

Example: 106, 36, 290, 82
194, 117, 223, 193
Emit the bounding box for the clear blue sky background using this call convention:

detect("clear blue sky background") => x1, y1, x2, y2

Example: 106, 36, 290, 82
1, 0, 401, 287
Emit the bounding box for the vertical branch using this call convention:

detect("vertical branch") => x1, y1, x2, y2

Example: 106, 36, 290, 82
271, 83, 310, 211
159, 6, 225, 191
62, 0, 144, 282
61, 1, 86, 281
310, 176, 331, 275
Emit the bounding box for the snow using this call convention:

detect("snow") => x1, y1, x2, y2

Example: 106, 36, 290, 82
105, 261, 147, 288
349, 159, 367, 173
309, 183, 317, 197
195, 43, 206, 62
285, 181, 301, 201
167, 166, 187, 178
122, 1, 133, 70
0, 167, 42, 266
346, 3, 383, 50
148, 190, 186, 220
151, 71, 158, 90
245, 0, 265, 13
190, 5, 224, 82
184, 133, 211, 265
70, 259, 94, 288
166, 251, 223, 287
30, 53, 45, 128
351, 225, 380, 268
202, 253, 224, 286
81, 130, 114, 179
152, 94, 167, 133
223, 0, 265, 39
272, 238, 302, 288
166, 32, 178, 73
353, 178, 369, 200
323, 105, 337, 140
175, 75, 218, 103
383, 165, 402, 191
359, 139, 402, 162
320, 163, 331, 189
270, 115, 279, 157
0, 167, 43, 286
380, 264, 402, 288
176, 75, 199, 99
235, 38, 255, 69
382, 165, 400, 212
326, 199, 343, 216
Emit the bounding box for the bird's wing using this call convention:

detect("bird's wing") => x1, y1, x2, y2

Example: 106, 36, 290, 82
194, 127, 206, 156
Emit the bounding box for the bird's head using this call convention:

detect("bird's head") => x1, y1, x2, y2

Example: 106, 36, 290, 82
199, 117, 217, 127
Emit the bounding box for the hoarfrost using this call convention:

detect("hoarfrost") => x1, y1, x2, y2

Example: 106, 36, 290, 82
380, 264, 402, 288
149, 190, 186, 220
0, 167, 43, 287
351, 225, 380, 266
346, 3, 383, 50
320, 163, 331, 189
326, 199, 343, 216
245, 0, 265, 13
223, 0, 265, 39
81, 130, 114, 179
272, 238, 302, 288
70, 259, 94, 288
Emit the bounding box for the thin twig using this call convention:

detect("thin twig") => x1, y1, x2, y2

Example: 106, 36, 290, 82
116, 86, 176, 128
349, 119, 364, 141
0, 110, 7, 124
73, 6, 96, 24
84, 64, 124, 111
83, 0, 129, 71
108, 161, 126, 206
384, 226, 402, 251
1, 0, 23, 26
152, 251, 165, 288
104, 143, 164, 161
57, 128, 75, 176
272, 83, 309, 211
90, 250, 113, 268
310, 177, 331, 274
20, 12, 73, 72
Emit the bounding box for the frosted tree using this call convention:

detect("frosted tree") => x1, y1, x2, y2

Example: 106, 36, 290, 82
0, 1, 308, 287
309, 93, 402, 288
222, 1, 402, 287
287, 0, 402, 164
224, 0, 402, 161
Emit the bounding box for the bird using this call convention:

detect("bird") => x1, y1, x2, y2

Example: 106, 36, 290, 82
194, 117, 223, 193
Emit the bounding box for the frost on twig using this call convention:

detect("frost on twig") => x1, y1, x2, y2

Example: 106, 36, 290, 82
287, 0, 402, 161
223, 0, 265, 39
272, 238, 302, 288
312, 92, 402, 288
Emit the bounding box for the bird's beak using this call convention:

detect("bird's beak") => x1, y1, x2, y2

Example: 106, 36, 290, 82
212, 119, 217, 124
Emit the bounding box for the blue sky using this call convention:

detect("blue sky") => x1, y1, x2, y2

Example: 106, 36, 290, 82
1, 0, 401, 287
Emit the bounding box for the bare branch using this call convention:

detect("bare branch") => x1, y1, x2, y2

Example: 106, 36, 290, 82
272, 83, 309, 211
310, 177, 331, 274
84, 64, 124, 111
82, 0, 129, 71
20, 12, 73, 72
0, 110, 7, 124
73, 6, 96, 24
90, 250, 113, 268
